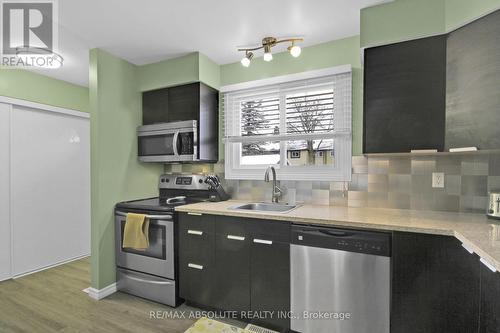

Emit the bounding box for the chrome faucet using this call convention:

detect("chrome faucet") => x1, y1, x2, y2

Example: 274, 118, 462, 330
264, 166, 283, 203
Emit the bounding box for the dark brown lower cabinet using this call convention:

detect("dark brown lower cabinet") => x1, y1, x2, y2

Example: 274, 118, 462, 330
213, 232, 251, 312
250, 240, 290, 331
178, 213, 216, 306
391, 232, 480, 333
178, 213, 290, 332
480, 265, 500, 333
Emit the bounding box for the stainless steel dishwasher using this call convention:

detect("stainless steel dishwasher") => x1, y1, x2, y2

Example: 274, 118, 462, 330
290, 225, 391, 333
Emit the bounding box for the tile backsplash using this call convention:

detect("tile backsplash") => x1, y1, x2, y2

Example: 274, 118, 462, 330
165, 152, 500, 213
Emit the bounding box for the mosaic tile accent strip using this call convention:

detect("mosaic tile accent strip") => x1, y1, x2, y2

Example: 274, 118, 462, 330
164, 152, 500, 214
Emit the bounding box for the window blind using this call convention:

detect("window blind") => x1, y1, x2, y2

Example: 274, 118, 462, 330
223, 72, 351, 143
222, 66, 352, 181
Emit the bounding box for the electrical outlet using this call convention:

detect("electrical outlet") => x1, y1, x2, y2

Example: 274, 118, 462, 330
432, 172, 445, 188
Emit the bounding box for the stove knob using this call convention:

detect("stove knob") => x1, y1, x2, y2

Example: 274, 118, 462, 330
199, 179, 203, 184
165, 178, 170, 183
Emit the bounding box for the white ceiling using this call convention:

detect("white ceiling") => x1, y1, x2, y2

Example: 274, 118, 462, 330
27, 0, 390, 87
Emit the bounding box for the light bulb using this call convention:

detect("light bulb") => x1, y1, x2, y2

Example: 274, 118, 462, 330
290, 45, 301, 57
240, 51, 253, 67
241, 57, 251, 67
263, 52, 273, 62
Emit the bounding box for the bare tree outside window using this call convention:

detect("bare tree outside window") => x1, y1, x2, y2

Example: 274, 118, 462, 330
286, 90, 335, 162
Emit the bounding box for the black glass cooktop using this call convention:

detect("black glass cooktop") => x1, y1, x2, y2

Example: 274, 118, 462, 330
115, 197, 206, 213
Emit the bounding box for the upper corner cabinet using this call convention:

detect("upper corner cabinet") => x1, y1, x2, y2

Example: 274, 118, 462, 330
140, 82, 219, 163
445, 9, 500, 150
363, 36, 447, 154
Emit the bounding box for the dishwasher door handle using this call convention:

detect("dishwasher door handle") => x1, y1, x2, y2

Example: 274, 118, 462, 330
298, 229, 354, 238
319, 230, 354, 237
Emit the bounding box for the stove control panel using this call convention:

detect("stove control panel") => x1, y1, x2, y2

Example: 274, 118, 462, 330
159, 174, 210, 190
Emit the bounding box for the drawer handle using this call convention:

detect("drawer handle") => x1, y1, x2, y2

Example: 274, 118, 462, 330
188, 263, 204, 270
125, 274, 173, 285
253, 239, 273, 245
188, 230, 203, 236
227, 235, 245, 241
187, 212, 202, 216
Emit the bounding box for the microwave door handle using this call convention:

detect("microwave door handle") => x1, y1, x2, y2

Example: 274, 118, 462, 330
172, 131, 180, 156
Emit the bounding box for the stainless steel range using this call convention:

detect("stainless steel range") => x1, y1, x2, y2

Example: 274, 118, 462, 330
114, 174, 217, 307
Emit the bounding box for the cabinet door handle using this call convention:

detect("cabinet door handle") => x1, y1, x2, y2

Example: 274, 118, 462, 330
188, 263, 203, 270
227, 235, 245, 241
187, 212, 202, 216
253, 239, 273, 245
188, 230, 203, 236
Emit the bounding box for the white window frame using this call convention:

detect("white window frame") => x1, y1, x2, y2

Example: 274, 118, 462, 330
222, 65, 352, 181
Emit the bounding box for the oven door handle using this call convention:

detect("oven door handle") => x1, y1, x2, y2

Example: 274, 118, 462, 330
115, 211, 172, 220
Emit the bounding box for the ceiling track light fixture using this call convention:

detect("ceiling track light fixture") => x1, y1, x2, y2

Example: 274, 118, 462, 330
238, 36, 303, 67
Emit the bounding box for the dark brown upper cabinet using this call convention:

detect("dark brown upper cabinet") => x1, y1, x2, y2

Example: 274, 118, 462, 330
363, 9, 500, 154
363, 36, 447, 154
142, 82, 219, 162
446, 9, 500, 150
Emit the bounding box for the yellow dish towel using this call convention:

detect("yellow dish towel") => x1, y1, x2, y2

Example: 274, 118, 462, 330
122, 213, 150, 250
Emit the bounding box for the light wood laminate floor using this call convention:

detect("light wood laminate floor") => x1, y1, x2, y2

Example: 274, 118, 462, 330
0, 258, 197, 333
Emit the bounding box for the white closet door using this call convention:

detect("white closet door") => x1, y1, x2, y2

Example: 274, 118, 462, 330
11, 105, 90, 276
0, 103, 11, 281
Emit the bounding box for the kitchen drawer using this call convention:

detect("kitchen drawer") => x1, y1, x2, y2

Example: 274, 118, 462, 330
117, 268, 177, 307
179, 212, 215, 234
215, 216, 248, 237
179, 225, 215, 260
179, 258, 214, 306
179, 242, 214, 269
247, 219, 290, 243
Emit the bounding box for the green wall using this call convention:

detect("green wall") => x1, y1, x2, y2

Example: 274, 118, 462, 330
89, 49, 163, 289
360, 0, 446, 48
445, 0, 500, 30
361, 0, 500, 47
220, 36, 363, 156
138, 53, 200, 91
0, 68, 88, 112
198, 53, 221, 90
138, 52, 220, 91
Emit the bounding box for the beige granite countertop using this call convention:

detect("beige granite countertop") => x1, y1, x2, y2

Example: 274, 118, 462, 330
176, 200, 500, 272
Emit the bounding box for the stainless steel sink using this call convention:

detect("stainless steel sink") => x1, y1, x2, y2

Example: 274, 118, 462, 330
231, 202, 299, 213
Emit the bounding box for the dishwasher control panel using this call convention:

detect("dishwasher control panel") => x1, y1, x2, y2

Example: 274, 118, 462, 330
291, 225, 391, 257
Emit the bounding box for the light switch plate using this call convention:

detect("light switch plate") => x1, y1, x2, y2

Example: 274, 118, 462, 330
432, 172, 445, 188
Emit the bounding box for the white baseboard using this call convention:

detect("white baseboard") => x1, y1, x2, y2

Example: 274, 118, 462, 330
13, 254, 90, 279
85, 282, 117, 300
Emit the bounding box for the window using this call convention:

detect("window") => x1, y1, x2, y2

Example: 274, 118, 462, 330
223, 66, 352, 181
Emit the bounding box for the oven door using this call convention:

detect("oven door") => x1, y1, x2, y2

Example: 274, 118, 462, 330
115, 211, 174, 279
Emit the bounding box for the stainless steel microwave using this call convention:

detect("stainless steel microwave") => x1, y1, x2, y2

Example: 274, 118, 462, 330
137, 120, 199, 162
